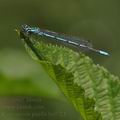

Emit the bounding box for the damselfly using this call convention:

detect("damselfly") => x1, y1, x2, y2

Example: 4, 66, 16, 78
20, 25, 109, 56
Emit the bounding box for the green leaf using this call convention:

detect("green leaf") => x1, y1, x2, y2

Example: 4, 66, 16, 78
19, 27, 120, 120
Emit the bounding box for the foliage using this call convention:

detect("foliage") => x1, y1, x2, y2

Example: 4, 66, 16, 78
20, 28, 120, 120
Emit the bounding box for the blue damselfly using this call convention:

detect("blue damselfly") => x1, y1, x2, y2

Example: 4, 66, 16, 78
20, 25, 109, 56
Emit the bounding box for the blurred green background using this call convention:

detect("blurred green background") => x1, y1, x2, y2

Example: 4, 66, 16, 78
0, 0, 120, 120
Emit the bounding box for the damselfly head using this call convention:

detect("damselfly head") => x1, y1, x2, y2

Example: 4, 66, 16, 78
21, 24, 31, 33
